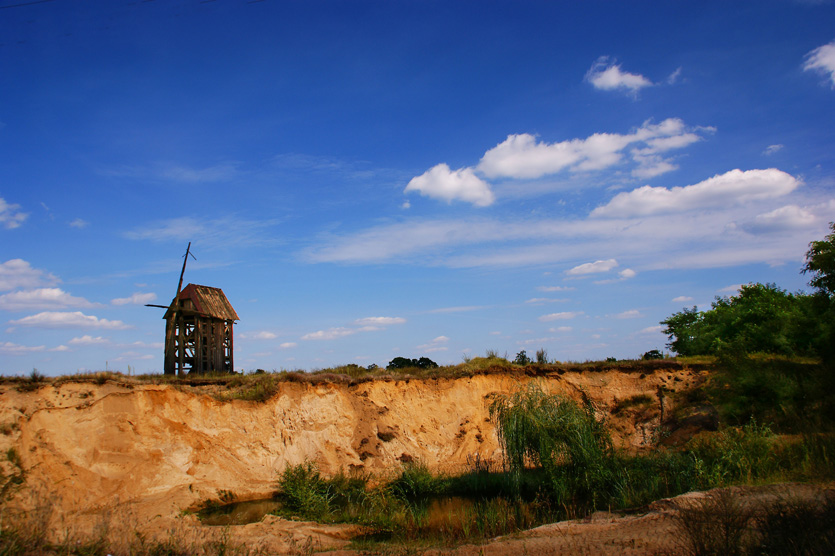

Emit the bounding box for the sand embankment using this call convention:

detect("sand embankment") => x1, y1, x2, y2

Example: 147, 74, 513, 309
0, 366, 703, 551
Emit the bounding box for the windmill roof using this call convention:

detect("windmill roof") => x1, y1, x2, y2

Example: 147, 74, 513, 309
165, 283, 239, 321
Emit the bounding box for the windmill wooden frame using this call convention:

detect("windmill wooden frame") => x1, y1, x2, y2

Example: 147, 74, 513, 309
147, 243, 239, 376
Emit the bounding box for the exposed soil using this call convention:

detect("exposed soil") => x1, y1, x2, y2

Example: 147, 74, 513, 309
0, 365, 768, 554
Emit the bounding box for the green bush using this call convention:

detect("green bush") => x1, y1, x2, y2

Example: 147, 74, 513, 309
489, 385, 615, 507
276, 462, 335, 520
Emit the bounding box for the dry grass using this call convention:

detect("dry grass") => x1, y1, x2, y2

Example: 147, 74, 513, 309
0, 357, 710, 405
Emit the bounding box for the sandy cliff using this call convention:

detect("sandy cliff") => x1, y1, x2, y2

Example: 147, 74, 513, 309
0, 366, 703, 551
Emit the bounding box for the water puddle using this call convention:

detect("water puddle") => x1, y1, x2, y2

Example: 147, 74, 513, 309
198, 498, 283, 526
198, 494, 551, 535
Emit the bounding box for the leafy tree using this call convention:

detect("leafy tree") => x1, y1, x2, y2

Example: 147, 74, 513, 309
660, 306, 703, 356
642, 349, 664, 360
386, 356, 438, 370
513, 350, 531, 365
803, 221, 835, 298
661, 284, 818, 357
415, 357, 438, 369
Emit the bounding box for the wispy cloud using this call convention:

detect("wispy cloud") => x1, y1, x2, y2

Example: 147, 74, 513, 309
111, 292, 157, 306
0, 260, 59, 292
354, 316, 407, 326
0, 341, 46, 355
0, 197, 28, 229
539, 311, 583, 322
0, 288, 96, 311
803, 39, 835, 88
9, 311, 131, 329
567, 259, 618, 276
416, 335, 449, 352
124, 216, 279, 248
243, 331, 277, 340
613, 309, 642, 319
427, 306, 486, 314
68, 335, 110, 345
525, 298, 568, 305
301, 327, 359, 341
102, 162, 239, 184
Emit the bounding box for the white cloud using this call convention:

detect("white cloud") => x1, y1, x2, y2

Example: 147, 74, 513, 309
667, 67, 683, 84
567, 259, 618, 275
525, 297, 567, 304
0, 260, 59, 291
0, 288, 95, 311
111, 292, 157, 306
538, 286, 575, 292
743, 204, 816, 233
639, 325, 665, 334
69, 335, 109, 345
478, 118, 703, 180
614, 309, 642, 319
619, 268, 636, 279
428, 306, 486, 314
550, 326, 573, 332
0, 197, 28, 229
591, 169, 800, 218
105, 162, 239, 184
672, 296, 694, 303
248, 331, 278, 340
585, 56, 653, 95
161, 163, 238, 183
718, 284, 743, 293
0, 341, 45, 354
763, 144, 783, 156
354, 316, 406, 326
803, 40, 835, 87
301, 327, 357, 341
539, 311, 583, 322
279, 342, 297, 349
9, 311, 131, 329
417, 335, 449, 352
125, 216, 278, 248
125, 340, 163, 349
69, 218, 89, 229
404, 163, 494, 207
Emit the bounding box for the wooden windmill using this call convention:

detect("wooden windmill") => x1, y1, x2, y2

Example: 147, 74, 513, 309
146, 243, 239, 376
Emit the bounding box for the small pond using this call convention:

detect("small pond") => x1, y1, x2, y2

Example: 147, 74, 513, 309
198, 498, 284, 526
197, 494, 555, 538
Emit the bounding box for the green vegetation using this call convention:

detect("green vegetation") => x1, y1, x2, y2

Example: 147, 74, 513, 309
659, 224, 835, 433
255, 387, 835, 549
662, 222, 835, 362
661, 283, 825, 357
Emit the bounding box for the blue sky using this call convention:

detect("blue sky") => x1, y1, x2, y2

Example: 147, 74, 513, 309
2, 0, 834, 375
